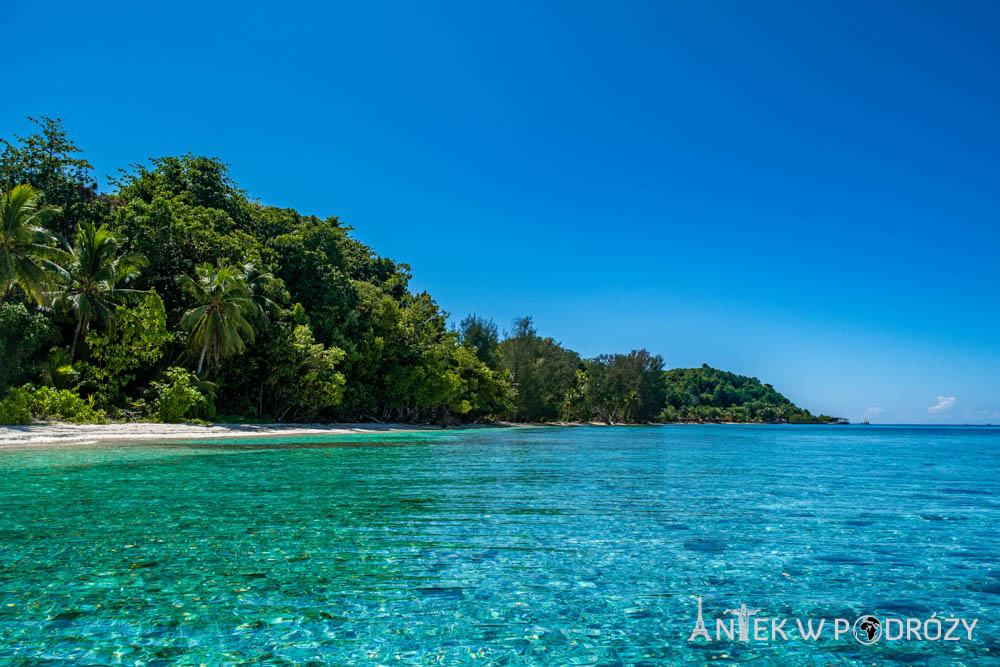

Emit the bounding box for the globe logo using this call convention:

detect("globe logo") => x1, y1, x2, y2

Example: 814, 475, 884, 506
853, 615, 882, 644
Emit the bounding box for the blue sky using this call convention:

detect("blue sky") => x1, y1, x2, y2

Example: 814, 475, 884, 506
5, 1, 999, 423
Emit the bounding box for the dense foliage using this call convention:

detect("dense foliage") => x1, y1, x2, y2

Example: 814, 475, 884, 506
0, 385, 105, 425
0, 118, 836, 425
660, 365, 835, 423
150, 367, 215, 423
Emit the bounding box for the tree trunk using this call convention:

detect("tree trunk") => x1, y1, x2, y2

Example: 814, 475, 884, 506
197, 345, 207, 374
70, 320, 83, 361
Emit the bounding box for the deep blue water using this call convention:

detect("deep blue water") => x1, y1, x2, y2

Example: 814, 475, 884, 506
0, 424, 997, 665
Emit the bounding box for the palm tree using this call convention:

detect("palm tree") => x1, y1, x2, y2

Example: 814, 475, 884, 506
177, 263, 257, 373
56, 221, 148, 359
241, 261, 280, 324
0, 184, 67, 304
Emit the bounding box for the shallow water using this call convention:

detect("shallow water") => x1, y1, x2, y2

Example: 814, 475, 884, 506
0, 425, 997, 665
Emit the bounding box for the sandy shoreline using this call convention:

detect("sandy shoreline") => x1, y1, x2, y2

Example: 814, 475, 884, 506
0, 422, 486, 449
0, 420, 809, 449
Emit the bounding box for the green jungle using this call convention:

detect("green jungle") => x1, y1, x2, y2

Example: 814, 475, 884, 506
0, 118, 837, 426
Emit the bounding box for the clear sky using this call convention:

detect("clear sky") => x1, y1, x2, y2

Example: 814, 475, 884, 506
5, 1, 999, 423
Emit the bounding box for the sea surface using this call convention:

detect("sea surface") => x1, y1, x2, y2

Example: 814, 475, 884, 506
0, 425, 997, 665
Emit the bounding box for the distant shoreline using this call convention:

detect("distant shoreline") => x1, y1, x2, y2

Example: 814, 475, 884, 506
0, 420, 862, 449
4, 421, 992, 450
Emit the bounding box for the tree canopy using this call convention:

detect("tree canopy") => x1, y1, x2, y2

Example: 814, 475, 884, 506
0, 118, 837, 426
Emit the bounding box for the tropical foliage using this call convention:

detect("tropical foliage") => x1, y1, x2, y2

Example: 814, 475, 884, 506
659, 365, 835, 423
0, 302, 56, 390
0, 385, 105, 425
54, 220, 147, 358
0, 184, 66, 304
84, 292, 172, 407
150, 367, 215, 423
177, 263, 257, 373
0, 117, 837, 426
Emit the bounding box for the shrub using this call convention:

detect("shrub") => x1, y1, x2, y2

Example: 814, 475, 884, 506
151, 368, 215, 423
31, 387, 107, 423
0, 385, 106, 425
40, 347, 83, 390
658, 405, 680, 422
0, 387, 33, 425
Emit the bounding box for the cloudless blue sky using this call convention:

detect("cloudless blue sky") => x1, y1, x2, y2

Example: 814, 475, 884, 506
5, 1, 999, 423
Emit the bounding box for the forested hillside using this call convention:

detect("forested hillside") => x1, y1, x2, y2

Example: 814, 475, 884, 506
0, 118, 836, 425
661, 365, 828, 423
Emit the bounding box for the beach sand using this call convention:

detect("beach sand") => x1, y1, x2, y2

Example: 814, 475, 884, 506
0, 422, 457, 449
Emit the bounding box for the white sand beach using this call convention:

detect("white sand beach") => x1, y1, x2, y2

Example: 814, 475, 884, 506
0, 422, 451, 448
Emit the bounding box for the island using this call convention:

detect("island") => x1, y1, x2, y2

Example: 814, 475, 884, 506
1, 118, 837, 429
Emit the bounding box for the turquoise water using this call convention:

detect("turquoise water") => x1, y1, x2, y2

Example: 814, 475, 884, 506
0, 425, 997, 665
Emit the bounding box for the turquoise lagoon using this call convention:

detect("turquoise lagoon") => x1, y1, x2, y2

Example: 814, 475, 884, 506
0, 425, 997, 665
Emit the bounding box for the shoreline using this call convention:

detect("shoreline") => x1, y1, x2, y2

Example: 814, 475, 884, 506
0, 419, 852, 450
0, 422, 481, 449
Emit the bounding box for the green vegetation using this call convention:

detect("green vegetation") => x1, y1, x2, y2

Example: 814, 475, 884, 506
0, 117, 837, 426
0, 184, 66, 304
150, 367, 215, 423
56, 220, 147, 359
0, 385, 105, 425
177, 263, 259, 373
496, 316, 579, 422
659, 365, 835, 423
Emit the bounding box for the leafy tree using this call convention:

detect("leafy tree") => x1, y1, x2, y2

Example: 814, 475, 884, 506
111, 154, 252, 229
0, 117, 99, 237
267, 213, 369, 348
110, 156, 264, 321
0, 302, 58, 394
85, 292, 172, 406
583, 349, 665, 423
450, 345, 512, 420
261, 325, 346, 422
0, 185, 66, 304
459, 314, 501, 369
498, 316, 581, 421
55, 221, 147, 359
177, 263, 257, 373
504, 315, 537, 389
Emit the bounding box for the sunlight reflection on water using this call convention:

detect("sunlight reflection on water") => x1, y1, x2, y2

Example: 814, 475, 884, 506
0, 425, 997, 664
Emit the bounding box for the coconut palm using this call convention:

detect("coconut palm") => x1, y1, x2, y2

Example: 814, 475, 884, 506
177, 262, 257, 373
241, 261, 280, 324
0, 184, 67, 304
56, 221, 148, 359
